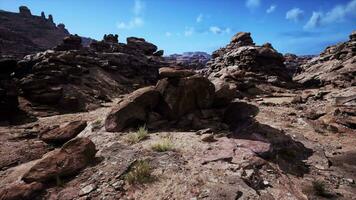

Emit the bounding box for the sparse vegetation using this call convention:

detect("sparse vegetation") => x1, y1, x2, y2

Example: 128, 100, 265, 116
151, 138, 174, 152
312, 180, 333, 198
91, 119, 103, 131
126, 126, 149, 144
125, 160, 153, 185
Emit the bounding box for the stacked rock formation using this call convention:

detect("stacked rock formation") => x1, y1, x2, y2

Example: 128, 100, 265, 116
1, 34, 165, 118
105, 67, 243, 132
207, 32, 293, 96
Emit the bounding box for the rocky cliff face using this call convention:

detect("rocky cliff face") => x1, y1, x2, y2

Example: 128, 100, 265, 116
207, 32, 294, 97
0, 6, 69, 57
164, 52, 211, 69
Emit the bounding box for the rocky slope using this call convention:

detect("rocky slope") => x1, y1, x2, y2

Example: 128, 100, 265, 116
0, 34, 165, 120
165, 52, 211, 69
0, 6, 70, 58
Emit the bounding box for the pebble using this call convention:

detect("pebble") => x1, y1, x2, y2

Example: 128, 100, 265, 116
79, 184, 96, 196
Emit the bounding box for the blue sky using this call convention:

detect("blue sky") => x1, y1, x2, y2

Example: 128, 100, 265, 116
1, 0, 355, 55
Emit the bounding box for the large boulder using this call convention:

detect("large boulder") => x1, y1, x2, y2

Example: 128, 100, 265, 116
54, 34, 82, 51
158, 67, 195, 78
230, 32, 254, 46
105, 86, 161, 132
40, 120, 87, 143
156, 75, 215, 119
22, 137, 97, 183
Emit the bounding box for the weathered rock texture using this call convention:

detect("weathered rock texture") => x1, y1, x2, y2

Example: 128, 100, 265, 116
105, 68, 237, 132
0, 6, 69, 57
207, 32, 294, 96
294, 31, 356, 88
5, 34, 165, 116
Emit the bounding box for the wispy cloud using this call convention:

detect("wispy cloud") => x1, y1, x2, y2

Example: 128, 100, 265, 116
117, 17, 144, 30
184, 27, 194, 36
286, 8, 304, 22
165, 32, 172, 37
246, 0, 261, 10
266, 5, 277, 14
133, 0, 145, 15
117, 0, 145, 30
304, 0, 356, 29
196, 14, 203, 23
209, 26, 231, 34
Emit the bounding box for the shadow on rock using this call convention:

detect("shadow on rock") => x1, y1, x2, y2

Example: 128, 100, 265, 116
227, 102, 313, 177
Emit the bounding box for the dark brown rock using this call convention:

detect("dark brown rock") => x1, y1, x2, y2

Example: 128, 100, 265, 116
231, 32, 254, 46
40, 120, 87, 143
54, 34, 82, 51
156, 76, 215, 119
105, 86, 161, 132
22, 137, 97, 183
126, 37, 158, 55
158, 67, 195, 78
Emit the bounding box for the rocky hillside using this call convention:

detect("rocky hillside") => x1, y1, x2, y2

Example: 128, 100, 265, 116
0, 6, 69, 57
0, 34, 165, 120
164, 52, 211, 69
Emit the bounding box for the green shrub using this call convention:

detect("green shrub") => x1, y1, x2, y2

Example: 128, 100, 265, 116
125, 160, 153, 184
151, 138, 174, 152
126, 126, 149, 144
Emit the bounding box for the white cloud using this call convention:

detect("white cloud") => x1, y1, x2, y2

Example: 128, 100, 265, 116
184, 27, 194, 36
304, 12, 323, 29
117, 17, 143, 29
117, 0, 145, 30
196, 14, 203, 23
209, 26, 231, 34
133, 0, 145, 15
304, 0, 356, 29
246, 0, 261, 9
266, 5, 277, 14
165, 32, 172, 37
286, 8, 304, 22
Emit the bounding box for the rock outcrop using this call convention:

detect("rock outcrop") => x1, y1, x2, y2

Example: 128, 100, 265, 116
0, 6, 69, 57
207, 32, 294, 96
10, 34, 165, 116
294, 31, 356, 88
105, 68, 238, 132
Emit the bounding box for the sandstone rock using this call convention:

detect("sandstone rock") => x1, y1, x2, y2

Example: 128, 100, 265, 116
40, 120, 87, 143
0, 182, 43, 200
54, 34, 82, 51
294, 31, 356, 88
156, 76, 215, 119
207, 32, 293, 96
158, 67, 195, 78
19, 6, 32, 17
212, 79, 236, 107
164, 52, 211, 69
103, 34, 119, 43
22, 137, 97, 183
126, 37, 157, 55
153, 50, 164, 56
230, 32, 254, 46
105, 86, 161, 132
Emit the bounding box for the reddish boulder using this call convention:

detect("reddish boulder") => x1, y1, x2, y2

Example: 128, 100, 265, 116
0, 182, 43, 200
40, 120, 87, 143
158, 67, 195, 78
22, 137, 97, 183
